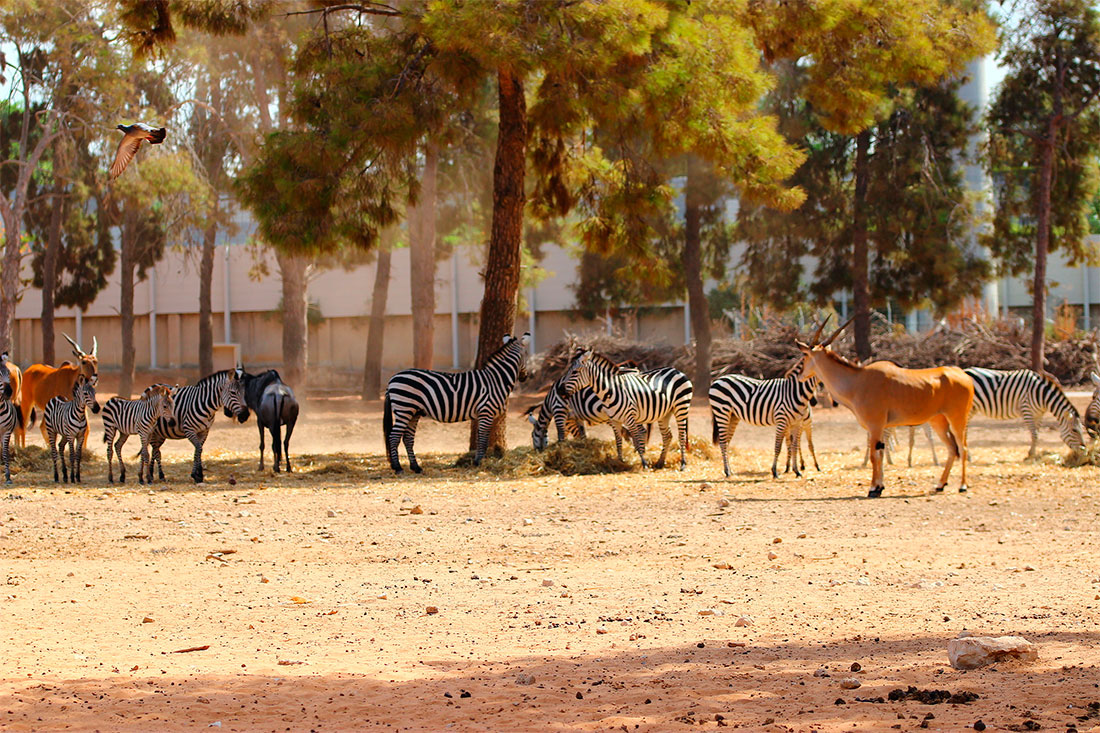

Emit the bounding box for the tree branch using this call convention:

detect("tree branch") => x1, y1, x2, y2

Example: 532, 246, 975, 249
285, 3, 401, 19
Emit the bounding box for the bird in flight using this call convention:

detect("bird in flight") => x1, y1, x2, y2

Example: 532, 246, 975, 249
109, 123, 167, 179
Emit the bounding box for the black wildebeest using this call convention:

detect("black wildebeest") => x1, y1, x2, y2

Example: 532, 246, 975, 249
240, 369, 299, 472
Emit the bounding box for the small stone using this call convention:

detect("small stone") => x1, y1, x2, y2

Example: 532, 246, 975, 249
523, 518, 534, 526
575, 691, 583, 700
515, 673, 535, 686
974, 721, 986, 732
718, 498, 730, 508
697, 642, 705, 648
425, 606, 439, 615
813, 667, 830, 678
260, 575, 269, 584
767, 552, 778, 560
772, 537, 782, 544
947, 635, 1038, 670
409, 505, 424, 515
542, 579, 554, 587
857, 577, 871, 586
797, 533, 807, 539
142, 617, 154, 624
734, 615, 754, 627
596, 626, 608, 634
460, 690, 471, 698
840, 678, 862, 689
326, 510, 336, 518
850, 662, 862, 672
712, 562, 733, 570
237, 510, 250, 517
699, 609, 716, 617
835, 698, 846, 705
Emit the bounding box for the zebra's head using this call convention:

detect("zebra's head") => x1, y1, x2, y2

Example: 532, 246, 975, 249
0, 354, 10, 401
222, 368, 251, 423
559, 349, 592, 396
146, 383, 178, 428
73, 375, 100, 415
524, 403, 549, 451
511, 333, 531, 383
1086, 372, 1100, 439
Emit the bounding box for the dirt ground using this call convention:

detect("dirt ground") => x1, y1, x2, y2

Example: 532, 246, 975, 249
2, 392, 1100, 733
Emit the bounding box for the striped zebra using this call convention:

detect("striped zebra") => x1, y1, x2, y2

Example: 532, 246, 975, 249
43, 375, 100, 483
149, 369, 250, 483
560, 350, 692, 470
709, 362, 819, 478
384, 333, 530, 473
102, 384, 178, 484
964, 367, 1086, 458
1086, 372, 1100, 439
0, 356, 22, 484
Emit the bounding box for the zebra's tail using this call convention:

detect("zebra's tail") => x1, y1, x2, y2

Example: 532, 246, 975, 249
383, 392, 393, 445
711, 411, 719, 445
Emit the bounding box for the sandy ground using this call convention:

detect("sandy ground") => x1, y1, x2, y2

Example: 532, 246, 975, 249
2, 392, 1100, 732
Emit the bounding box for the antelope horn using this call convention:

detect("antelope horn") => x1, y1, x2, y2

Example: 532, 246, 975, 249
821, 315, 856, 347
808, 314, 831, 345
91, 336, 97, 358
63, 332, 85, 357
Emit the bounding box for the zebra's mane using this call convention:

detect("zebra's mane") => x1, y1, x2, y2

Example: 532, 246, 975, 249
586, 351, 623, 373
189, 369, 233, 389
484, 336, 523, 365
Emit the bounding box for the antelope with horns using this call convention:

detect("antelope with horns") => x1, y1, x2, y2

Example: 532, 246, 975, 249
795, 316, 974, 498
20, 334, 99, 446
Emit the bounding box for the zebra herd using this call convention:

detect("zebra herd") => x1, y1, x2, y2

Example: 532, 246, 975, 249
0, 361, 252, 485
383, 331, 1100, 483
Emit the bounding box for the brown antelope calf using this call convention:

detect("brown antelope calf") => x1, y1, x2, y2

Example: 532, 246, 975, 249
796, 317, 974, 498
20, 334, 98, 445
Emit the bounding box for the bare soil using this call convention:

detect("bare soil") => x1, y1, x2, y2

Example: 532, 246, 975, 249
2, 394, 1099, 732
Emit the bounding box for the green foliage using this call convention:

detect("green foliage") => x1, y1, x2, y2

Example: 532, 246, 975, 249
985, 0, 1100, 274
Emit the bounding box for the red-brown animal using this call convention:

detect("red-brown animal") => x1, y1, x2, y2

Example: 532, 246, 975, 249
20, 334, 98, 445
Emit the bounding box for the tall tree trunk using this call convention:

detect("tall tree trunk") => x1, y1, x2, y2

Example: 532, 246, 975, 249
1031, 120, 1057, 372
0, 209, 24, 355
41, 189, 64, 365
278, 251, 309, 388
851, 130, 872, 361
199, 212, 218, 376
119, 222, 137, 399
363, 237, 393, 400
410, 143, 438, 369
469, 67, 527, 454
683, 156, 711, 404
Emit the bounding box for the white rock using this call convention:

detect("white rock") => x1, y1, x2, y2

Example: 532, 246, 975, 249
947, 635, 1038, 670
813, 667, 829, 678
734, 615, 754, 627
326, 510, 336, 518
839, 678, 861, 689
856, 577, 871, 586
523, 518, 534, 526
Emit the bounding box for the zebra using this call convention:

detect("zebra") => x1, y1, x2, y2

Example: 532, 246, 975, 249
0, 355, 22, 484
43, 375, 100, 483
102, 383, 178, 484
559, 349, 692, 470
384, 333, 530, 473
148, 368, 250, 483
524, 385, 625, 450
1086, 372, 1100, 439
964, 367, 1086, 459
709, 361, 819, 478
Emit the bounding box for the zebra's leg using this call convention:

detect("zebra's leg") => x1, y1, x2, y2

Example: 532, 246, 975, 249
676, 405, 689, 470
151, 436, 166, 481
473, 412, 493, 467
1022, 405, 1039, 460
386, 407, 414, 474
139, 437, 152, 485
104, 427, 115, 484
610, 422, 625, 461
74, 433, 83, 484
554, 413, 568, 443
2, 433, 10, 484
62, 437, 71, 484
653, 418, 672, 470
718, 415, 738, 478
772, 423, 789, 479
257, 421, 265, 471
805, 420, 820, 471
925, 423, 939, 466
49, 429, 60, 483
189, 431, 208, 484
403, 414, 423, 473
115, 434, 130, 484
625, 419, 648, 468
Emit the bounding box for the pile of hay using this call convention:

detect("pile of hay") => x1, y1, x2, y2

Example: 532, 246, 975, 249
11, 444, 100, 475
1061, 441, 1100, 468
454, 439, 636, 476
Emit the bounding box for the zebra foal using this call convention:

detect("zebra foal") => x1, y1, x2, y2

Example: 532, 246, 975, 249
964, 367, 1085, 459
709, 362, 819, 479
43, 375, 100, 483
0, 355, 22, 484
560, 350, 692, 470
102, 384, 177, 484
384, 333, 530, 473
149, 369, 250, 483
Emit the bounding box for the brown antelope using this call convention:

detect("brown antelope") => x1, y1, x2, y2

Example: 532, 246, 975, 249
20, 334, 98, 445
795, 316, 974, 498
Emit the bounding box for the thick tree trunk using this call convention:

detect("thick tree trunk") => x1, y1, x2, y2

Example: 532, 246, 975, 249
363, 239, 393, 400
410, 143, 438, 369
1031, 122, 1056, 372
468, 67, 527, 454
199, 214, 217, 377
0, 209, 24, 355
683, 157, 711, 404
119, 225, 137, 399
41, 190, 64, 365
851, 130, 872, 361
278, 251, 309, 388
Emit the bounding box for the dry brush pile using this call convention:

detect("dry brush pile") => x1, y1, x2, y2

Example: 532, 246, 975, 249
527, 319, 1100, 391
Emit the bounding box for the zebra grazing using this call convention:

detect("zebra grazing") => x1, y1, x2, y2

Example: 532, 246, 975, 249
524, 385, 626, 450
44, 375, 100, 483
385, 333, 530, 473
709, 361, 820, 478
149, 369, 250, 483
0, 356, 22, 484
1086, 372, 1100, 439
964, 367, 1086, 459
560, 350, 692, 470
102, 384, 178, 484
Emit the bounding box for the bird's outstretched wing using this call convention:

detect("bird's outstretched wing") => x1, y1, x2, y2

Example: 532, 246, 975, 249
109, 133, 144, 180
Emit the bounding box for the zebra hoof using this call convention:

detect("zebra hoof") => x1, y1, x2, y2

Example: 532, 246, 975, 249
867, 486, 884, 498
411, 465, 423, 474
191, 473, 203, 484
